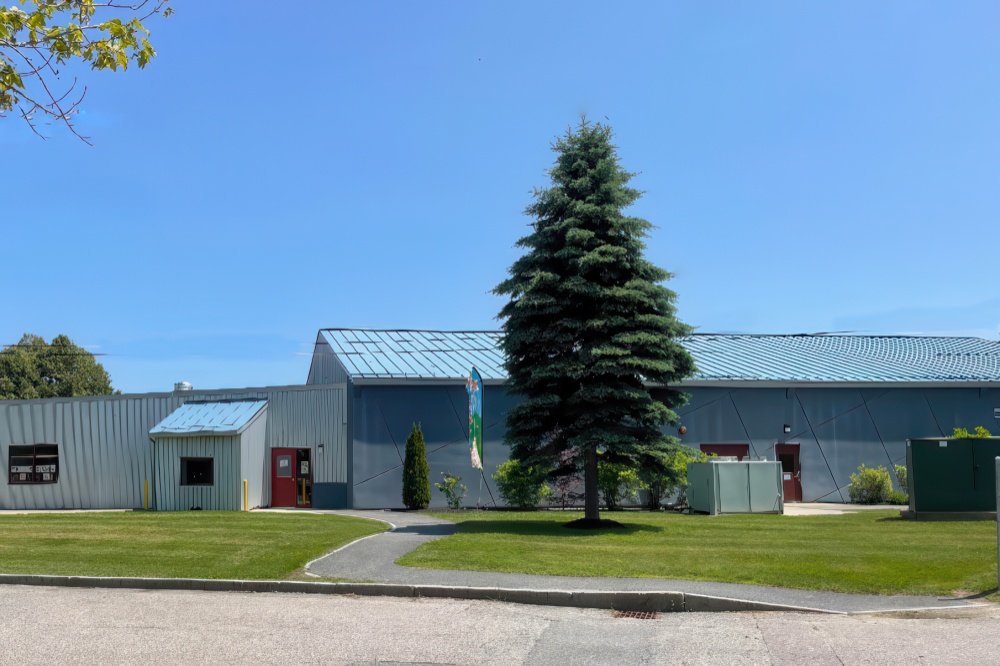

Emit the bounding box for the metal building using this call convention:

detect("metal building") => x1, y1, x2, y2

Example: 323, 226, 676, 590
307, 329, 1000, 507
0, 384, 347, 510
1, 328, 998, 510
149, 400, 268, 511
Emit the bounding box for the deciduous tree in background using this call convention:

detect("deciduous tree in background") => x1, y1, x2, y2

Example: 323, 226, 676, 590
494, 119, 696, 526
402, 422, 430, 510
0, 1, 172, 142
0, 333, 115, 399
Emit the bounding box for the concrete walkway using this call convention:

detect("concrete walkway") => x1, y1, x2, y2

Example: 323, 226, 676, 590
783, 502, 900, 516
303, 509, 985, 614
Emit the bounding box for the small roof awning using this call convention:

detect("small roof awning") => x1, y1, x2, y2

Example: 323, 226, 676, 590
149, 400, 267, 439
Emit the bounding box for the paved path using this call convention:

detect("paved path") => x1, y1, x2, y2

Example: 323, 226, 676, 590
304, 510, 984, 614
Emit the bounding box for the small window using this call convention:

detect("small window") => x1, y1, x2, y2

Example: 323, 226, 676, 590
9, 444, 59, 485
181, 458, 214, 486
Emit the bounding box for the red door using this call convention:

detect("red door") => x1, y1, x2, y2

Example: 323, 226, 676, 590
271, 448, 312, 508
700, 443, 750, 460
775, 443, 802, 502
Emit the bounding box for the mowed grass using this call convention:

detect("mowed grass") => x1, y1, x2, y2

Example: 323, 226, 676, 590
0, 512, 386, 579
399, 510, 998, 597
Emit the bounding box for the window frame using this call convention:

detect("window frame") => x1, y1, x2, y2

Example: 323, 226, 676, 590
8, 444, 59, 485
180, 457, 215, 487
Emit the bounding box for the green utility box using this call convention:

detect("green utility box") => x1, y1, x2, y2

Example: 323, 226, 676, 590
906, 437, 1000, 519
687, 461, 784, 515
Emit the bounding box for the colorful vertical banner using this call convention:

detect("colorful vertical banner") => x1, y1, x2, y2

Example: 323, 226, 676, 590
466, 367, 483, 470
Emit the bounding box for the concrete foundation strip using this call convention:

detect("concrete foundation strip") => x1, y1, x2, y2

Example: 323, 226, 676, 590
0, 573, 840, 613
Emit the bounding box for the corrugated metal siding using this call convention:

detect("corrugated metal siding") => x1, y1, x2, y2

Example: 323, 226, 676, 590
307, 337, 352, 385
153, 435, 241, 511
0, 385, 347, 510
0, 396, 177, 510
168, 387, 348, 492
240, 410, 267, 509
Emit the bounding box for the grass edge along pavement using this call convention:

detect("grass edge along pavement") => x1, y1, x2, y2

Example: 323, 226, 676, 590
0, 511, 387, 580
396, 510, 997, 598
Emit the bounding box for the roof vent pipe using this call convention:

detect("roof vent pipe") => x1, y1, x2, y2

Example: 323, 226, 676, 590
174, 381, 193, 392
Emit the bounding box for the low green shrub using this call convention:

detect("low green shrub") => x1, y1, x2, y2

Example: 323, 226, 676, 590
894, 464, 907, 492
887, 489, 909, 505
848, 464, 893, 504
597, 461, 639, 511
492, 459, 552, 508
638, 446, 706, 510
434, 471, 468, 509
953, 426, 992, 438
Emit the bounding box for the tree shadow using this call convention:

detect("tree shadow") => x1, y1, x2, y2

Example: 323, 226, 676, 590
947, 588, 998, 600
391, 524, 459, 537
445, 519, 660, 537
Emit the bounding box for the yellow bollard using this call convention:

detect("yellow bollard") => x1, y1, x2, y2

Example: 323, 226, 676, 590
243, 479, 249, 511
144, 479, 148, 510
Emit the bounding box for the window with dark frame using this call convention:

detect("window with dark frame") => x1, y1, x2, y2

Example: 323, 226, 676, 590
8, 444, 59, 484
180, 458, 214, 486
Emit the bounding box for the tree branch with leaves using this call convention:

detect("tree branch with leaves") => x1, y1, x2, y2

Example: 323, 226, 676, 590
0, 0, 172, 143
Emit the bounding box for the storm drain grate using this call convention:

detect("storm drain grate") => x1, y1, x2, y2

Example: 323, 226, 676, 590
612, 610, 660, 620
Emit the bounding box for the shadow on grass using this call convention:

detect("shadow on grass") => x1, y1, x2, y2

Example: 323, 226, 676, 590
447, 519, 660, 537
391, 524, 459, 537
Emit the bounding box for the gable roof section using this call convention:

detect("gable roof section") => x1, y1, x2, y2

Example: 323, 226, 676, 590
319, 329, 505, 380
150, 400, 267, 438
316, 329, 1000, 384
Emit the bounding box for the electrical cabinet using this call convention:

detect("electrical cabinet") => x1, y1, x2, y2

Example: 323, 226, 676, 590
686, 461, 784, 515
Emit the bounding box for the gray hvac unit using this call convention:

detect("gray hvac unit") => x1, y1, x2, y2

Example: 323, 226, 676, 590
687, 461, 784, 515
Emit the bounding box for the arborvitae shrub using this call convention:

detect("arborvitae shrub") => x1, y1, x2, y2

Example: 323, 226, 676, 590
402, 423, 430, 509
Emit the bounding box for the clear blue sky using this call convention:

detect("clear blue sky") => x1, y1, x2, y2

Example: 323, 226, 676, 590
3, 2, 998, 393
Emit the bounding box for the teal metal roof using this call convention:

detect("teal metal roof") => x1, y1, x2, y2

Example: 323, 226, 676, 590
684, 334, 1000, 382
319, 329, 506, 380
318, 329, 1000, 384
149, 400, 267, 438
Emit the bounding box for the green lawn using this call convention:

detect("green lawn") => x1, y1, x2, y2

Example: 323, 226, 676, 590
0, 512, 386, 579
399, 510, 998, 597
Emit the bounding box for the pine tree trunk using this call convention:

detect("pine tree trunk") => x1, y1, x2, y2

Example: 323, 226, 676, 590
584, 446, 600, 521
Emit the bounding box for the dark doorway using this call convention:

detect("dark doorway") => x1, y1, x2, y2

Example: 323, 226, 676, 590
775, 443, 801, 502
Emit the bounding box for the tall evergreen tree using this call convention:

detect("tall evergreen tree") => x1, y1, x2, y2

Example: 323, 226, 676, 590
402, 423, 431, 510
494, 119, 695, 524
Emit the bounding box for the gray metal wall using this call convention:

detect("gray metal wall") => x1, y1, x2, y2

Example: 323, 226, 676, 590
352, 384, 518, 509
0, 384, 347, 510
307, 338, 352, 385
239, 409, 267, 509
673, 386, 998, 502
0, 395, 174, 510
350, 384, 999, 507
153, 435, 241, 511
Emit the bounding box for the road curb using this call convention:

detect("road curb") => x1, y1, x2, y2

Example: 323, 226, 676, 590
0, 573, 834, 613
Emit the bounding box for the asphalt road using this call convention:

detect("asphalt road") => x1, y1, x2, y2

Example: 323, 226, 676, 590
2, 585, 998, 665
